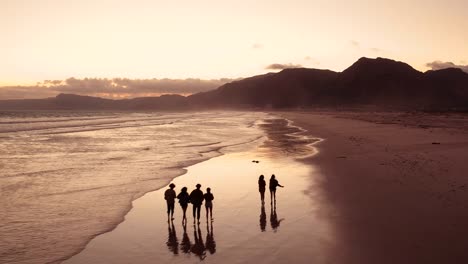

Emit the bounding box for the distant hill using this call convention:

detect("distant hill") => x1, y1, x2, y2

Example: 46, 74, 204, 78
1, 57, 467, 111
189, 57, 468, 110
0, 93, 190, 111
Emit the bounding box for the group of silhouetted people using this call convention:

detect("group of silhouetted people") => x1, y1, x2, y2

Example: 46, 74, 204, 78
258, 174, 284, 204
164, 183, 214, 224
164, 174, 284, 229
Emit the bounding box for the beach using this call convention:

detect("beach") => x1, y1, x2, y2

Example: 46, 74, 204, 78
63, 123, 334, 264
3, 110, 468, 263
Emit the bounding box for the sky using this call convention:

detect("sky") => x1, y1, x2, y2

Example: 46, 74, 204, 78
1, 0, 467, 98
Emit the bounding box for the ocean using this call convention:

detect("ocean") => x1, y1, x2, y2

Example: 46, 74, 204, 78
0, 111, 268, 263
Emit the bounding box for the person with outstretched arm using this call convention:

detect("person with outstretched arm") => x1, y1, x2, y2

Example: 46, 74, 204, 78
269, 174, 284, 204
204, 187, 214, 221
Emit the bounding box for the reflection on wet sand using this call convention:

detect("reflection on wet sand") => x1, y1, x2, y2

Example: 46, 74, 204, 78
206, 222, 216, 254
260, 203, 267, 232
66, 148, 333, 264
166, 222, 216, 259
166, 221, 179, 255
270, 203, 284, 232
191, 224, 206, 260
180, 223, 191, 254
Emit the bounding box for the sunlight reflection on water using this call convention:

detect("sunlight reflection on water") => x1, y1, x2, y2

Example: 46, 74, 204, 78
65, 136, 335, 264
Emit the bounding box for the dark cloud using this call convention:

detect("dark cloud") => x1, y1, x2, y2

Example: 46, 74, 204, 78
266, 63, 303, 70
426, 61, 468, 73
0, 78, 235, 100
0, 86, 57, 100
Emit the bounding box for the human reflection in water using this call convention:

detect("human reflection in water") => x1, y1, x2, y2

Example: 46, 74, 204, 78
259, 203, 267, 232
205, 222, 216, 254
180, 222, 191, 254
190, 224, 206, 260
270, 204, 285, 232
166, 221, 179, 255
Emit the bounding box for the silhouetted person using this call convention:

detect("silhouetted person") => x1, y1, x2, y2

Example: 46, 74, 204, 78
269, 174, 284, 204
270, 204, 284, 232
259, 203, 267, 232
180, 222, 191, 254
164, 183, 177, 222
258, 175, 266, 203
166, 220, 179, 255
204, 187, 214, 222
177, 187, 190, 224
191, 223, 206, 260
190, 184, 204, 224
206, 221, 216, 254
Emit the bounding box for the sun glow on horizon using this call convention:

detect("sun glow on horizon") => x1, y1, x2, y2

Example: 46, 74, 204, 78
1, 0, 467, 96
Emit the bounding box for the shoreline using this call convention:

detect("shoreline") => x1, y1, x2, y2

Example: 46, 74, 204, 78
57, 115, 302, 263
0, 111, 270, 264
63, 121, 331, 264
55, 134, 267, 263
62, 115, 328, 263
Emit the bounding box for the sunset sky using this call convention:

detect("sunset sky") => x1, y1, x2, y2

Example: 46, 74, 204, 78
1, 0, 467, 97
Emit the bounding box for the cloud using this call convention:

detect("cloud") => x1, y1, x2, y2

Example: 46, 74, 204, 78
426, 61, 468, 73
370, 47, 383, 53
266, 63, 303, 70
0, 78, 235, 100
252, 43, 263, 49
304, 56, 320, 65
350, 40, 360, 48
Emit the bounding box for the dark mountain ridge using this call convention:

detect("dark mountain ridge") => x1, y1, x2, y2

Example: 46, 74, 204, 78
1, 57, 467, 111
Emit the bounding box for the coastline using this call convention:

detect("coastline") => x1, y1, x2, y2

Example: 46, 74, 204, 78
0, 111, 268, 264
53, 134, 266, 264
279, 111, 468, 263
62, 115, 332, 263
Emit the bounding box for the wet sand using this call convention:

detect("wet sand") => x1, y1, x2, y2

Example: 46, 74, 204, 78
280, 111, 468, 264
64, 140, 335, 263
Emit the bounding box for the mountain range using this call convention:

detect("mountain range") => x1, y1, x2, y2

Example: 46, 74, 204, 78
1, 57, 467, 111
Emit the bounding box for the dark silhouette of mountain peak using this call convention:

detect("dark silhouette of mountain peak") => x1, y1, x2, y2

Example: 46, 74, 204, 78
334, 57, 426, 105
1, 57, 467, 111
343, 57, 421, 77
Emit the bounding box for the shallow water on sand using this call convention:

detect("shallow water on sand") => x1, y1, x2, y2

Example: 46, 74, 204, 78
0, 111, 268, 264
65, 145, 335, 263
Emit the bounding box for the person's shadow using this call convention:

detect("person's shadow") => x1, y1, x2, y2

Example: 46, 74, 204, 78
270, 203, 285, 232
190, 224, 206, 260
260, 203, 267, 232
180, 222, 191, 254
166, 221, 179, 255
205, 222, 216, 254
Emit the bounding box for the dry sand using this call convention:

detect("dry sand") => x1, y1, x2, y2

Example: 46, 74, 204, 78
280, 111, 468, 264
